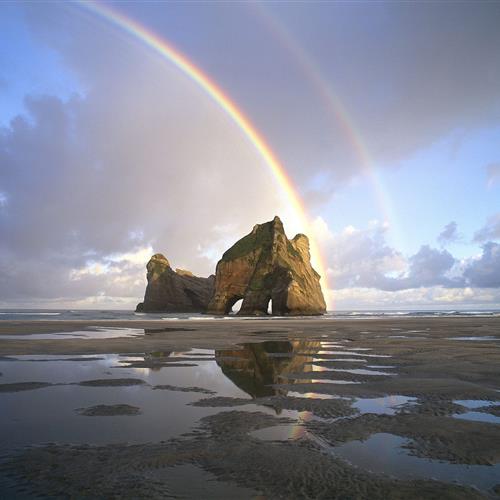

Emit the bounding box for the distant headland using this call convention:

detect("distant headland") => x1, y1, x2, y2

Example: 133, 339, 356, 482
136, 216, 326, 316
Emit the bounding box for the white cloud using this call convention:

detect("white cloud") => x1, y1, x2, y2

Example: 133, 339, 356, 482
474, 213, 500, 242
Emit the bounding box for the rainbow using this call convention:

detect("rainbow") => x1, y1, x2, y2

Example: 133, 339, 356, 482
252, 3, 402, 247
76, 0, 330, 295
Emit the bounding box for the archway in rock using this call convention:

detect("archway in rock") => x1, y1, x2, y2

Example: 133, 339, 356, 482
231, 298, 243, 314
267, 299, 273, 315
225, 296, 243, 315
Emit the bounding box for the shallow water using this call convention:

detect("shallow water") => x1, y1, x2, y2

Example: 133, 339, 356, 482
353, 395, 415, 415
0, 353, 251, 451
453, 411, 500, 424
454, 399, 497, 409
1, 335, 498, 496
0, 327, 145, 340
447, 336, 500, 341
332, 433, 500, 491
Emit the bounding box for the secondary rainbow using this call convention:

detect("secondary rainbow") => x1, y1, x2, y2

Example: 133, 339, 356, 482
77, 0, 329, 294
252, 3, 403, 248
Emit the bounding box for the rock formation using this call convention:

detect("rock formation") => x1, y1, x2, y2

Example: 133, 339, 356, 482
207, 216, 326, 315
136, 254, 215, 313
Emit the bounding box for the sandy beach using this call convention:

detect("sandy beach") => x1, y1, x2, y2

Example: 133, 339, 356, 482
0, 317, 499, 498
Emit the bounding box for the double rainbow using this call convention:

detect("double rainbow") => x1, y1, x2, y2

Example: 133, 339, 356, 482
78, 0, 329, 294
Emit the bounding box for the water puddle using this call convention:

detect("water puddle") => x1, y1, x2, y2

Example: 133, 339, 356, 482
286, 391, 344, 400
447, 336, 500, 341
0, 352, 249, 451
353, 395, 416, 415
0, 337, 497, 496
250, 424, 306, 441
315, 351, 391, 358
331, 368, 395, 376
332, 433, 500, 491
0, 327, 145, 340
454, 400, 497, 409
285, 378, 361, 385
315, 357, 367, 363
453, 411, 500, 424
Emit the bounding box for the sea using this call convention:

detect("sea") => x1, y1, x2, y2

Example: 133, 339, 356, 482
0, 309, 498, 321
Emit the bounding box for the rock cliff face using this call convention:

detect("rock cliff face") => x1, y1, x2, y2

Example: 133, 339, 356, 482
136, 254, 215, 313
207, 216, 326, 315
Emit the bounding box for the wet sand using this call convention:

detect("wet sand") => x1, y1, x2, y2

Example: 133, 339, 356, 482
0, 317, 499, 499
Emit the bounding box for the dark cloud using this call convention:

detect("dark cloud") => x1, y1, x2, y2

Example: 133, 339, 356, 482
25, 2, 500, 192
474, 214, 500, 242
325, 224, 471, 292
326, 225, 460, 292
2, 2, 500, 307
402, 246, 457, 289
0, 6, 286, 305
261, 1, 500, 185
464, 242, 500, 288
437, 221, 459, 245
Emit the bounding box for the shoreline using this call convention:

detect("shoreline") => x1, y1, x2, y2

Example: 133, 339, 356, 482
1, 316, 499, 498
0, 316, 498, 356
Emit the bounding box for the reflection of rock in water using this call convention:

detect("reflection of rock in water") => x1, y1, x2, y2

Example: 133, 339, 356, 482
143, 351, 173, 371
215, 340, 320, 397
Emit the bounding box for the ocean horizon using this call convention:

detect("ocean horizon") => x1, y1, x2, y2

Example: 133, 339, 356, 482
0, 308, 499, 321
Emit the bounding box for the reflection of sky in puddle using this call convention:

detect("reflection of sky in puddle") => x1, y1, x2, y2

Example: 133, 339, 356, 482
454, 399, 497, 409
313, 357, 367, 363
333, 433, 500, 491
0, 327, 144, 340
286, 378, 361, 385
447, 336, 499, 341
342, 347, 372, 351
453, 411, 500, 424
353, 395, 415, 415
452, 401, 499, 424
286, 391, 345, 400
316, 351, 391, 358
324, 368, 395, 376
0, 353, 249, 452
250, 424, 307, 441
1, 338, 497, 494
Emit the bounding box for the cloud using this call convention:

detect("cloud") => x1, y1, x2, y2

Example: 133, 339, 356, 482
437, 221, 459, 245
24, 2, 500, 195
463, 242, 500, 288
260, 1, 500, 187
2, 3, 500, 309
474, 213, 500, 242
0, 6, 293, 307
333, 286, 500, 311
316, 219, 461, 292
319, 218, 500, 301
486, 163, 500, 187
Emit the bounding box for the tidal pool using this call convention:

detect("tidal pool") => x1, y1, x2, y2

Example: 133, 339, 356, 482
448, 336, 500, 341
333, 433, 500, 491
0, 327, 145, 340
1, 336, 498, 497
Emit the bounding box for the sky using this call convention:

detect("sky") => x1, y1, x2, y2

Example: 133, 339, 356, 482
1, 1, 499, 310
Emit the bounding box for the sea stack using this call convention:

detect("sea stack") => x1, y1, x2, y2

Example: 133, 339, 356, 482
136, 254, 215, 313
207, 216, 326, 315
